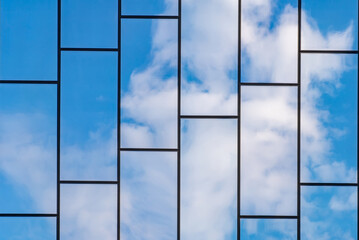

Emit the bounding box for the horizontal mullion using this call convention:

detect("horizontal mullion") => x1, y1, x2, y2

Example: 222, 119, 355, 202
0, 80, 58, 84
121, 15, 178, 19
0, 213, 57, 217
60, 180, 117, 184
241, 82, 298, 87
61, 48, 118, 52
301, 182, 357, 187
240, 215, 298, 219
120, 148, 178, 152
300, 50, 358, 54
180, 115, 238, 119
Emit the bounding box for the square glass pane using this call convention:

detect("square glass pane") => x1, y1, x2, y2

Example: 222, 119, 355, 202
0, 84, 57, 213
61, 0, 118, 48
241, 0, 298, 83
301, 186, 358, 240
122, 0, 177, 16
0, 0, 57, 80
241, 86, 297, 215
302, 0, 358, 50
240, 219, 297, 239
120, 151, 177, 239
121, 19, 177, 148
181, 119, 237, 239
61, 51, 117, 181
0, 217, 56, 240
60, 184, 117, 240
301, 54, 357, 183
181, 0, 238, 115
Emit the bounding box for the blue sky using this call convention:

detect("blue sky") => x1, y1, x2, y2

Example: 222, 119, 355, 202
0, 0, 358, 239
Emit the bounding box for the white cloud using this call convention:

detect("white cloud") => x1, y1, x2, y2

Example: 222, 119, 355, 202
60, 184, 117, 240
181, 119, 237, 240
120, 152, 177, 240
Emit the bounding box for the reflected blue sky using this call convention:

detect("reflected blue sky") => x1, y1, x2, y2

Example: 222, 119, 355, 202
0, 0, 57, 80
0, 217, 56, 240
0, 84, 56, 214
122, 0, 177, 16
302, 186, 358, 240
61, 0, 118, 48
240, 219, 297, 239
301, 54, 358, 183
61, 51, 117, 181
302, 0, 358, 50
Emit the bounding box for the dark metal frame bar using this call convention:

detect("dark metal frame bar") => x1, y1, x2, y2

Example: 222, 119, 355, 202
117, 1, 122, 240
238, 0, 241, 239
122, 15, 178, 19
56, 0, 61, 239
177, 1, 182, 240
0, 80, 58, 84
0, 214, 57, 217
297, 0, 301, 239
61, 47, 118, 52
301, 50, 358, 54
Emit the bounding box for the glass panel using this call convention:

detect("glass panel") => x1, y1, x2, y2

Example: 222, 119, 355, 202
301, 54, 357, 183
121, 19, 177, 148
61, 51, 117, 181
301, 186, 358, 240
0, 217, 56, 240
0, 0, 57, 80
241, 86, 297, 215
302, 0, 358, 50
60, 184, 117, 240
181, 0, 238, 115
120, 152, 177, 239
181, 119, 237, 239
241, 0, 298, 83
122, 0, 177, 16
61, 0, 118, 48
0, 85, 57, 213
240, 219, 297, 239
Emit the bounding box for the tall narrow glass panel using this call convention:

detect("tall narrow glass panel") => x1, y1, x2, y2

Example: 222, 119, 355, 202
181, 119, 237, 239
241, 86, 297, 215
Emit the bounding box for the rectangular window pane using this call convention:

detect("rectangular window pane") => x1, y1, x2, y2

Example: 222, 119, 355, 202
241, 86, 297, 215
0, 85, 57, 213
120, 151, 177, 239
240, 219, 297, 239
122, 0, 177, 16
301, 186, 358, 240
0, 0, 57, 80
121, 19, 177, 148
181, 119, 237, 239
61, 0, 118, 48
181, 1, 238, 115
60, 184, 117, 240
302, 0, 358, 50
241, 0, 298, 83
301, 54, 358, 183
61, 51, 117, 181
0, 217, 56, 240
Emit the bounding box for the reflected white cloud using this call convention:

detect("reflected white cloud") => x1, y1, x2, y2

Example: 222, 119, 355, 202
0, 0, 357, 239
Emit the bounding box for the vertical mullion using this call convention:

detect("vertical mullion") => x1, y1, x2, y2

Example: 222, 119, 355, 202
56, 0, 61, 239
357, 0, 359, 235
118, 0, 122, 239
297, 0, 301, 239
177, 1, 182, 240
237, 0, 241, 239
